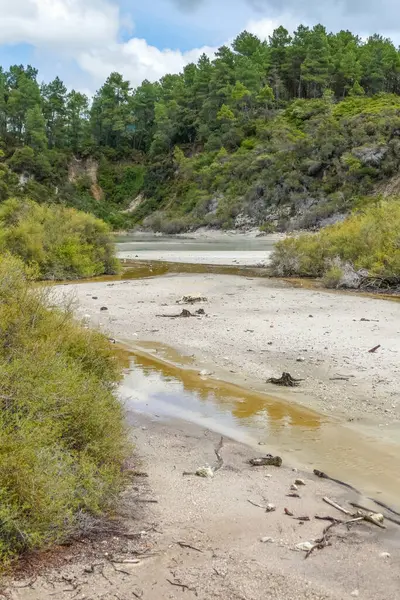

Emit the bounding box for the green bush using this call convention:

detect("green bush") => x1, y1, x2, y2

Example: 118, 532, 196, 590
270, 198, 400, 282
0, 198, 119, 280
0, 255, 129, 564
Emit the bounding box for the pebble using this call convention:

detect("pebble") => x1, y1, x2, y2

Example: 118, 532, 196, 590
351, 590, 359, 598
296, 356, 306, 362
296, 541, 314, 552
290, 484, 298, 491
260, 536, 274, 543
295, 478, 306, 486
266, 503, 276, 512
379, 552, 391, 559
265, 474, 272, 479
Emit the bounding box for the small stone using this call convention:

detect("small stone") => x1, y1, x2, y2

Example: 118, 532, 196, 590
260, 536, 274, 543
295, 478, 306, 486
265, 474, 272, 479
100, 306, 108, 311
290, 484, 298, 492
92, 296, 98, 300
196, 466, 214, 478
379, 552, 391, 559
296, 541, 314, 552
296, 357, 305, 362
199, 370, 213, 377
266, 503, 276, 512
351, 590, 359, 598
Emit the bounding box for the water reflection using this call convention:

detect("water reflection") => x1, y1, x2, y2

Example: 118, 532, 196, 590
118, 343, 400, 508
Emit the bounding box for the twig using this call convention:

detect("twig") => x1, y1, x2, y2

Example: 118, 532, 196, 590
315, 515, 343, 524
305, 517, 364, 559
247, 499, 267, 510
329, 377, 349, 381
132, 591, 143, 599
167, 579, 190, 591
136, 499, 158, 503
213, 436, 224, 473
177, 541, 203, 553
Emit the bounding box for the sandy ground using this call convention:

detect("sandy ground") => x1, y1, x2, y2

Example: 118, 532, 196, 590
6, 416, 400, 600
60, 273, 400, 425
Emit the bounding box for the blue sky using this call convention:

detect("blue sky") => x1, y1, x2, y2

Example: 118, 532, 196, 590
0, 0, 399, 96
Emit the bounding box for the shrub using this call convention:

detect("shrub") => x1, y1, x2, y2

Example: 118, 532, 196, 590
0, 198, 119, 280
270, 198, 400, 283
0, 255, 129, 564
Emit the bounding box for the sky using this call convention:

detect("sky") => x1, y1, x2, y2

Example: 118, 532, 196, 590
0, 0, 400, 95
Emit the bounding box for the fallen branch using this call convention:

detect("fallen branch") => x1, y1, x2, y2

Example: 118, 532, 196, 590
350, 502, 400, 527
323, 497, 352, 516
323, 497, 386, 529
305, 516, 364, 559
314, 469, 400, 517
157, 309, 198, 318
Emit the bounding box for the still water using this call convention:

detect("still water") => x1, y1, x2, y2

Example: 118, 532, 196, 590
118, 342, 400, 509
115, 233, 277, 266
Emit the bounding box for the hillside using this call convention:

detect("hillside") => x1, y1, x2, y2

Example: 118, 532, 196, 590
2, 25, 400, 230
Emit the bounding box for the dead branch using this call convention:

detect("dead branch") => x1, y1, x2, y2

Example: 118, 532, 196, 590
177, 541, 203, 553
315, 515, 343, 524
157, 309, 197, 318
315, 468, 400, 517
323, 497, 386, 529
305, 517, 364, 559
323, 497, 352, 516
350, 502, 400, 527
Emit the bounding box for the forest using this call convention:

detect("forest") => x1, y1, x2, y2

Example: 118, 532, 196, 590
2, 24, 400, 231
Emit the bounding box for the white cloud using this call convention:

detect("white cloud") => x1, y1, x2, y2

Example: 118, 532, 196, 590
78, 39, 217, 89
0, 0, 119, 51
0, 0, 219, 90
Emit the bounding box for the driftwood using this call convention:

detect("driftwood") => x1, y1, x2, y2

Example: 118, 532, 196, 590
314, 469, 400, 518
305, 516, 365, 559
350, 502, 400, 527
323, 497, 386, 529
267, 372, 303, 387
249, 455, 282, 467
157, 309, 196, 318
368, 344, 381, 353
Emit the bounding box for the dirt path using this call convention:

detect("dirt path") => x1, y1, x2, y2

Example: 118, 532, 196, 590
6, 415, 400, 600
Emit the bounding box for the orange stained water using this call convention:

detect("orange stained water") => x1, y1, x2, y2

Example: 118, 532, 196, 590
118, 341, 400, 510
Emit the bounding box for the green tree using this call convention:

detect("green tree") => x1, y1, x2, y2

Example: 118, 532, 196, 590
42, 76, 67, 148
